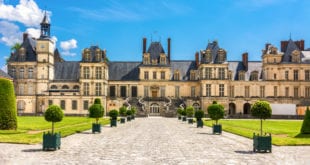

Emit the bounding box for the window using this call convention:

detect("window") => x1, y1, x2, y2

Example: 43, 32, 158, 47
60, 100, 66, 110
238, 71, 245, 81
83, 67, 90, 79
219, 84, 224, 97
206, 84, 211, 97
250, 71, 258, 81
95, 83, 101, 96
260, 86, 265, 98
17, 100, 25, 111
175, 86, 180, 98
274, 74, 277, 80
48, 100, 53, 106
62, 85, 69, 89
285, 87, 289, 97
285, 71, 289, 80
305, 87, 310, 98
144, 71, 149, 80
51, 85, 57, 89
160, 86, 165, 97
84, 52, 90, 61
229, 86, 234, 97
191, 86, 195, 97
19, 84, 24, 95
190, 71, 195, 80
83, 100, 89, 110
205, 68, 212, 79
294, 87, 299, 98
193, 103, 200, 111
160, 55, 166, 65
245, 86, 249, 97
103, 67, 106, 79
218, 68, 225, 80
153, 71, 157, 79
274, 86, 278, 97
143, 55, 150, 65
294, 70, 298, 81
120, 86, 126, 97
73, 85, 79, 90
10, 67, 16, 78
72, 100, 77, 110
228, 71, 232, 80
96, 67, 102, 79
161, 71, 165, 80
28, 84, 33, 95
144, 86, 149, 97
83, 83, 89, 96
28, 68, 33, 79
19, 68, 24, 79
109, 86, 116, 97
305, 70, 310, 81
174, 71, 180, 80
131, 86, 137, 97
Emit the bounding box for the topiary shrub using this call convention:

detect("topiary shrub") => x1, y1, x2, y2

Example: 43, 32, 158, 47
131, 106, 136, 115
177, 108, 183, 116
89, 104, 104, 124
0, 78, 17, 130
119, 106, 127, 117
94, 98, 101, 104
251, 100, 272, 135
195, 110, 205, 120
126, 109, 133, 116
207, 103, 224, 125
181, 109, 186, 116
109, 110, 119, 120
44, 105, 64, 134
186, 106, 194, 117
300, 107, 310, 134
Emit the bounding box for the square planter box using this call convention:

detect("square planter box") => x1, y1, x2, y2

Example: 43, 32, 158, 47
110, 119, 117, 127
196, 119, 204, 128
178, 116, 182, 120
253, 133, 272, 153
127, 116, 131, 122
92, 123, 101, 133
182, 116, 187, 122
120, 118, 126, 123
43, 132, 61, 151
213, 124, 222, 134
188, 118, 193, 124
131, 115, 135, 120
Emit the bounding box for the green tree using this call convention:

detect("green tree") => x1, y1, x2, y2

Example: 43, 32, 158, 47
0, 78, 17, 130
119, 106, 127, 117
207, 102, 224, 125
251, 100, 272, 135
186, 106, 194, 117
44, 105, 64, 134
194, 110, 205, 120
89, 99, 104, 124
109, 110, 119, 120
300, 107, 310, 134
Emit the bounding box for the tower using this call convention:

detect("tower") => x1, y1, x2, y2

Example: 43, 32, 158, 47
40, 12, 50, 38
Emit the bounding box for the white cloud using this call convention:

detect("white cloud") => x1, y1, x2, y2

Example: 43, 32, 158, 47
0, 21, 22, 46
60, 39, 78, 56
1, 64, 7, 73
25, 27, 40, 38
0, 0, 45, 27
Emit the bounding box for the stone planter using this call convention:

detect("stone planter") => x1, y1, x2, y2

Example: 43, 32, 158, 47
110, 119, 117, 127
188, 118, 193, 124
120, 117, 126, 123
131, 115, 135, 120
213, 124, 222, 134
178, 116, 181, 120
43, 132, 61, 151
196, 119, 203, 128
127, 116, 131, 122
182, 116, 187, 121
92, 123, 101, 133
253, 133, 272, 153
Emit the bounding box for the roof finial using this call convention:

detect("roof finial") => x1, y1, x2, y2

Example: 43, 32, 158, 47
289, 32, 292, 40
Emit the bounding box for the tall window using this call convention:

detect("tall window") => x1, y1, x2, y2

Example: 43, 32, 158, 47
11, 67, 16, 78
229, 86, 234, 97
294, 87, 299, 98
83, 83, 89, 96
250, 71, 258, 81
28, 68, 33, 79
144, 86, 149, 97
19, 68, 24, 79
83, 67, 90, 79
274, 86, 278, 97
285, 87, 289, 97
190, 71, 195, 80
28, 84, 33, 95
219, 84, 224, 97
238, 71, 245, 81
144, 71, 149, 80
274, 74, 277, 80
95, 83, 101, 96
305, 70, 310, 81
72, 100, 77, 110
131, 86, 137, 97
161, 71, 165, 80
96, 67, 102, 79
293, 70, 298, 81
160, 55, 166, 65
83, 100, 89, 110
174, 71, 180, 80
160, 86, 165, 97
206, 84, 211, 97
109, 86, 116, 97
218, 68, 225, 80
60, 100, 66, 110
260, 86, 265, 98
19, 84, 24, 95
120, 86, 127, 97
17, 100, 25, 111
175, 86, 180, 97
103, 68, 106, 79
48, 100, 53, 106
305, 87, 310, 98
245, 86, 250, 97
205, 68, 212, 79
191, 86, 195, 97
153, 71, 157, 79
285, 71, 289, 80
228, 71, 232, 80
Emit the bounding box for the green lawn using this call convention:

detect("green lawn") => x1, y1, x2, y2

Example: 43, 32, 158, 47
0, 116, 110, 144
204, 119, 310, 146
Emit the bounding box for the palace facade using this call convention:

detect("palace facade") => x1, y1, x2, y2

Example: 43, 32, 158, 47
7, 15, 310, 117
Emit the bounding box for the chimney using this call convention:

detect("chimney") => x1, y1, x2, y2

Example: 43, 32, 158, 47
295, 40, 305, 51
167, 38, 171, 62
23, 33, 28, 42
143, 38, 147, 53
280, 41, 289, 52
195, 52, 199, 67
242, 52, 248, 71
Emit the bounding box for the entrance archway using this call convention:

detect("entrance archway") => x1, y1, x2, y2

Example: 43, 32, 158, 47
149, 103, 160, 116
243, 103, 251, 114
229, 103, 236, 115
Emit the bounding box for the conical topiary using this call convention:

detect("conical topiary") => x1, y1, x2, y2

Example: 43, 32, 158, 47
0, 78, 17, 130
300, 107, 310, 134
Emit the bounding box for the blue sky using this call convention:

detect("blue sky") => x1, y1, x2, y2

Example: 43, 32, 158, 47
1, 0, 310, 71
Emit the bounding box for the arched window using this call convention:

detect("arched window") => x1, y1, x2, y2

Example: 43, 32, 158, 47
73, 85, 79, 90
62, 85, 69, 89
10, 67, 16, 78
238, 71, 245, 81
250, 71, 258, 81
217, 49, 226, 63
51, 85, 57, 89
150, 103, 160, 115
291, 50, 301, 63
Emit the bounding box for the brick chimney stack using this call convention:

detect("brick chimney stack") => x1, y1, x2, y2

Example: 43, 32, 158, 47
167, 38, 171, 62
242, 52, 248, 71
143, 38, 147, 54
195, 52, 199, 67
295, 40, 305, 51
280, 41, 289, 52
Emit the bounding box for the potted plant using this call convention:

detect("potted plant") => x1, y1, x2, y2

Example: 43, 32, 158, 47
126, 110, 132, 122
119, 106, 127, 124
186, 106, 194, 124
195, 109, 205, 128
207, 101, 224, 134
181, 109, 187, 121
131, 106, 137, 120
43, 105, 64, 151
177, 108, 183, 120
88, 98, 104, 133
109, 110, 119, 127
251, 100, 272, 153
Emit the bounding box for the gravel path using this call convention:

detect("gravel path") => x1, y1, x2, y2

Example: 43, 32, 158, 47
0, 117, 309, 164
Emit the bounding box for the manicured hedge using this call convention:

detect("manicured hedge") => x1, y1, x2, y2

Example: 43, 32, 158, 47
0, 78, 17, 130
301, 107, 310, 134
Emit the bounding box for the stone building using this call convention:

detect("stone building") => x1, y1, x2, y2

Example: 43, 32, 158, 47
7, 14, 310, 116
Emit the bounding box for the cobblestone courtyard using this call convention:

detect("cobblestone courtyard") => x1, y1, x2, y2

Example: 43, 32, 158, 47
0, 117, 309, 164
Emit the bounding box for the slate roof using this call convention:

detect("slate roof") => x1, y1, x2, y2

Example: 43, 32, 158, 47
206, 41, 220, 63
0, 69, 11, 79
282, 39, 300, 62
9, 37, 37, 62
147, 42, 165, 61
228, 61, 262, 81
109, 62, 141, 80
170, 61, 197, 80
54, 62, 80, 81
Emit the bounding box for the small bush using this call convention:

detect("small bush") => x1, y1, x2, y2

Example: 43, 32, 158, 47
94, 98, 101, 104
212, 101, 218, 104
109, 110, 119, 120
44, 105, 64, 134
195, 110, 205, 119
89, 104, 104, 124
126, 110, 132, 116
131, 106, 137, 115
177, 108, 183, 116
207, 103, 224, 125
301, 107, 310, 134
251, 100, 272, 135
186, 106, 194, 117
119, 106, 127, 117
0, 78, 17, 130
181, 109, 186, 116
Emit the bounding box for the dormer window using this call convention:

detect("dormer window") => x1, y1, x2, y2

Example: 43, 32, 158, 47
83, 49, 91, 62
160, 54, 166, 65
217, 49, 226, 63
174, 70, 180, 81
206, 49, 212, 63
250, 71, 258, 81
143, 54, 150, 65
238, 71, 245, 81
95, 49, 101, 61
291, 50, 301, 63
10, 67, 16, 78
190, 70, 196, 80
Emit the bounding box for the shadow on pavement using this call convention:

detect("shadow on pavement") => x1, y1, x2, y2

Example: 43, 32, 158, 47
197, 132, 214, 135
22, 149, 43, 152
234, 150, 254, 154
